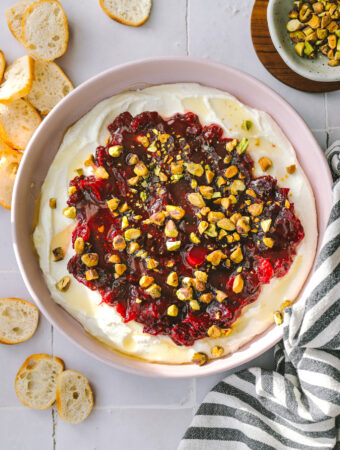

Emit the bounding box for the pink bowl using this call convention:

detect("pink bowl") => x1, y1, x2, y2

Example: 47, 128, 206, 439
12, 57, 332, 377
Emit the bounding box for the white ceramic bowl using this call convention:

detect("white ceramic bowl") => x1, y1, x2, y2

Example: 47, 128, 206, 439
12, 57, 333, 378
268, 0, 340, 82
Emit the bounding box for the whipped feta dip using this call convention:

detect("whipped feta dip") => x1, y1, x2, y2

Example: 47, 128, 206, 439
33, 83, 317, 364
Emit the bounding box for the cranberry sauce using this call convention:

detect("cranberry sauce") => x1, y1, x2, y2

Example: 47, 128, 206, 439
66, 111, 304, 346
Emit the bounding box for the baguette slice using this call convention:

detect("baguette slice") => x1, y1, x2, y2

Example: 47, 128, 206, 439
0, 55, 34, 103
0, 51, 5, 83
56, 370, 94, 424
26, 60, 73, 115
15, 354, 64, 409
22, 0, 69, 61
5, 1, 34, 45
0, 298, 38, 344
0, 141, 22, 209
0, 99, 41, 150
99, 0, 152, 27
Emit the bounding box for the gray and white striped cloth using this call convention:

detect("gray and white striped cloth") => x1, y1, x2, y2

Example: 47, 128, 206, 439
179, 147, 340, 450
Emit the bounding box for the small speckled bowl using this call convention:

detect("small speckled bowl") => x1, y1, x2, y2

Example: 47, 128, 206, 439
268, 0, 340, 82
12, 57, 333, 378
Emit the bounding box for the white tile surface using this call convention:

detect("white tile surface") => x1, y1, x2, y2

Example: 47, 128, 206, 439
0, 0, 337, 449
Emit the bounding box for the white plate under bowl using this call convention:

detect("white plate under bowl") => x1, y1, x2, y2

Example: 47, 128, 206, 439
268, 0, 340, 82
12, 57, 332, 378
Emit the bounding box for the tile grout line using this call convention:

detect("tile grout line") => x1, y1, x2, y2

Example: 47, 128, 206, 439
0, 404, 196, 411
52, 406, 57, 450
185, 0, 189, 56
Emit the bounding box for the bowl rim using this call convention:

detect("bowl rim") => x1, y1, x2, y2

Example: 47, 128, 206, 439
267, 0, 340, 83
11, 56, 333, 378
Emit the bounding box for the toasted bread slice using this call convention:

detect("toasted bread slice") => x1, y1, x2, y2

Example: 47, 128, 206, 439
15, 354, 64, 409
0, 143, 22, 209
22, 0, 69, 61
0, 51, 5, 83
99, 0, 152, 27
0, 99, 41, 150
5, 1, 33, 45
56, 370, 94, 424
0, 55, 34, 104
26, 60, 73, 115
0, 298, 39, 344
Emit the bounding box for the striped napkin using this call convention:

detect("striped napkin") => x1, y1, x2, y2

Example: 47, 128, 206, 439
179, 144, 340, 450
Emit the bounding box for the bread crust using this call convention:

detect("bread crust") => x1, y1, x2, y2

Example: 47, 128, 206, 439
0, 98, 41, 150
0, 144, 22, 210
99, 0, 152, 27
56, 369, 94, 423
15, 354, 64, 409
21, 0, 69, 61
0, 297, 38, 343
0, 55, 34, 104
0, 51, 5, 84
5, 1, 33, 45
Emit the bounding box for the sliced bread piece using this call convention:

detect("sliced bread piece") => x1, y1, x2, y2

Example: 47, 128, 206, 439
15, 354, 64, 409
0, 99, 41, 150
26, 60, 73, 115
5, 1, 34, 45
99, 0, 152, 27
56, 369, 94, 424
0, 298, 39, 344
22, 0, 69, 61
0, 51, 5, 83
0, 55, 34, 103
0, 143, 22, 209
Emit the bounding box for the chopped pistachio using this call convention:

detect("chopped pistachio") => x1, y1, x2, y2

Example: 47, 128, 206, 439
115, 263, 127, 276
287, 18, 303, 32
68, 186, 77, 196
200, 206, 210, 216
200, 293, 213, 304
84, 154, 94, 167
128, 175, 140, 186
166, 240, 181, 251
167, 304, 178, 317
230, 247, 243, 264
113, 235, 126, 250
86, 269, 99, 281
261, 219, 272, 233
94, 166, 109, 179
52, 247, 64, 262
159, 133, 170, 143
236, 216, 250, 234
191, 179, 198, 189
237, 137, 249, 154
146, 283, 161, 298
188, 192, 206, 208
246, 189, 256, 198
74, 237, 85, 254
147, 141, 158, 153
208, 211, 225, 223
216, 290, 228, 303
81, 253, 99, 267
241, 120, 253, 131
171, 162, 184, 175
199, 185, 214, 199
134, 161, 149, 177
232, 274, 244, 293
192, 352, 208, 366
185, 162, 204, 177
281, 300, 293, 311
139, 136, 149, 147
159, 172, 168, 182
145, 211, 166, 226
226, 139, 237, 152
263, 237, 274, 248
221, 197, 231, 210
166, 205, 185, 220
167, 272, 179, 287
56, 276, 71, 291
194, 271, 208, 283
274, 311, 283, 326
231, 213, 242, 224
230, 180, 246, 195
176, 287, 193, 301
189, 299, 200, 311
75, 168, 83, 176
127, 242, 140, 254
139, 275, 154, 288
146, 258, 159, 269
63, 206, 76, 219
205, 169, 215, 184
107, 198, 120, 211
190, 232, 201, 244
217, 218, 235, 231
224, 165, 238, 178
258, 156, 272, 172
164, 220, 178, 238
248, 203, 263, 217
128, 154, 139, 165
108, 254, 120, 263
205, 223, 218, 237
211, 346, 224, 358
121, 216, 129, 230
208, 325, 222, 338
49, 198, 57, 209
124, 228, 141, 241
217, 176, 226, 187
140, 191, 147, 202
108, 145, 123, 157
206, 250, 225, 266
198, 220, 209, 234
